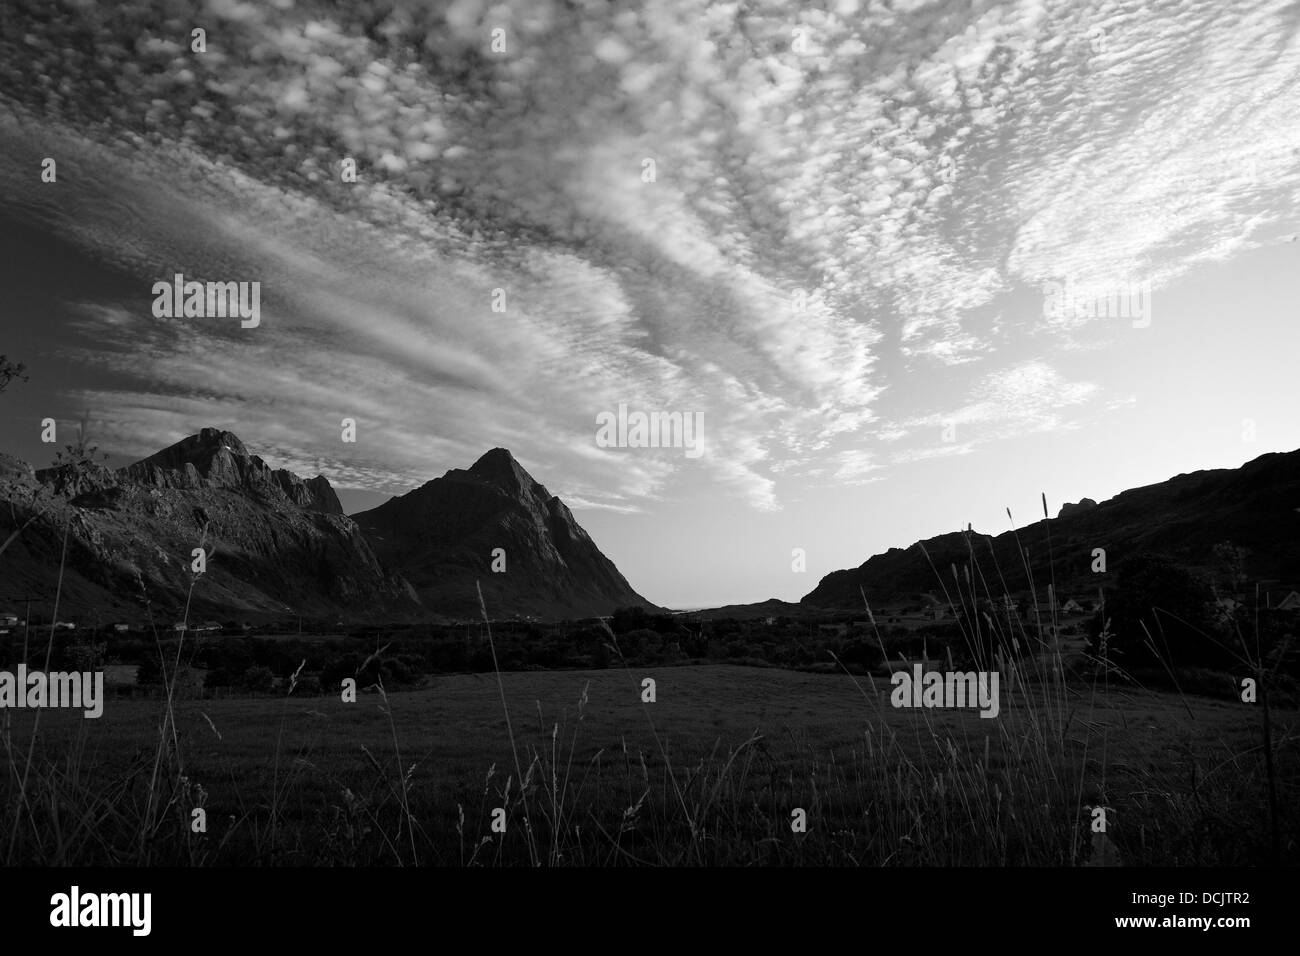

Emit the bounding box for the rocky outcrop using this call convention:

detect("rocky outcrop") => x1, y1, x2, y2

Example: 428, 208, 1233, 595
1057, 497, 1098, 519
304, 475, 344, 516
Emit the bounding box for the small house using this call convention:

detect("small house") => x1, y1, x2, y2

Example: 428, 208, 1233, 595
1277, 591, 1300, 611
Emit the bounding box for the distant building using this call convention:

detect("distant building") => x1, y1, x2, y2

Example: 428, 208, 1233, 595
112, 623, 130, 633
1277, 591, 1300, 611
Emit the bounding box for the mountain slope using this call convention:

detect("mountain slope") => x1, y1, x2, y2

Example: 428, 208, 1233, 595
0, 428, 415, 622
801, 449, 1300, 608
353, 448, 656, 619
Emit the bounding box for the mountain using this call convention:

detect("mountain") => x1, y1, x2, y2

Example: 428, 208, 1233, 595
682, 598, 811, 621
117, 429, 344, 515
801, 449, 1300, 609
353, 448, 657, 619
0, 428, 415, 622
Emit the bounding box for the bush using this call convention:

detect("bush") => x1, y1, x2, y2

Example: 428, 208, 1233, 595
239, 664, 276, 693
291, 674, 323, 696
836, 639, 884, 671
610, 607, 677, 635
59, 641, 106, 671
135, 652, 165, 685
1087, 553, 1223, 668
621, 628, 660, 660
204, 667, 236, 689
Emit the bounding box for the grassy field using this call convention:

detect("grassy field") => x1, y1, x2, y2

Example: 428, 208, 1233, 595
3, 661, 1294, 866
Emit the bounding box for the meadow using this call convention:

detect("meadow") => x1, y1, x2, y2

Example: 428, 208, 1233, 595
3, 658, 1293, 866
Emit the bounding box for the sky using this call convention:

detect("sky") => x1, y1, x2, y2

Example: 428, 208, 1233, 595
1, 0, 1298, 610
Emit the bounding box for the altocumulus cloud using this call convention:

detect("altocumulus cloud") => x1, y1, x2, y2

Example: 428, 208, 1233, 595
0, 0, 1297, 509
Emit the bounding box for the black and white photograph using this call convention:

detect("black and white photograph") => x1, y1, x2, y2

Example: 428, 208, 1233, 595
0, 0, 1293, 936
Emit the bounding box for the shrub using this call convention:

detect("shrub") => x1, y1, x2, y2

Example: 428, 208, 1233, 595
239, 664, 276, 693
59, 641, 106, 671
1087, 553, 1223, 668
291, 673, 323, 696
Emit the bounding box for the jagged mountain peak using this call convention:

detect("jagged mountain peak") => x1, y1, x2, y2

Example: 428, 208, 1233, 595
184, 426, 249, 455
130, 426, 251, 473
121, 427, 341, 515
465, 447, 544, 497
196, 426, 248, 451
471, 447, 516, 469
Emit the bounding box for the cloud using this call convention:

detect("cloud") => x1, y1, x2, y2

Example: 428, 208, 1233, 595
879, 359, 1100, 462
1, 0, 1296, 510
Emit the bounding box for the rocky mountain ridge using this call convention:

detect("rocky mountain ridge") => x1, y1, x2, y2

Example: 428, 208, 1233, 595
801, 449, 1300, 608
